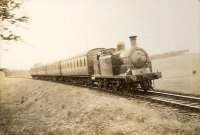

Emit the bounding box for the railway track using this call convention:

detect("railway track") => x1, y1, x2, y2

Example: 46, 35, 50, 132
87, 83, 200, 113
135, 90, 200, 113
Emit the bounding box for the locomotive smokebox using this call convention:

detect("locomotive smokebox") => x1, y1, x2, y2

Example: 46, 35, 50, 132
129, 35, 137, 47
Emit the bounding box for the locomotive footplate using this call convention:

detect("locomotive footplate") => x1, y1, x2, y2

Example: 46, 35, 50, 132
129, 72, 162, 82
92, 72, 161, 82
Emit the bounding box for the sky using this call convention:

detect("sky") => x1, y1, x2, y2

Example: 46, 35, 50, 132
0, 0, 200, 69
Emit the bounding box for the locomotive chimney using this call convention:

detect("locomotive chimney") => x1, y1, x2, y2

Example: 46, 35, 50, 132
129, 35, 137, 47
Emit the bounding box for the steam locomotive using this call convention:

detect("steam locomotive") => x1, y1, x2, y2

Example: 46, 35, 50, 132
30, 36, 161, 93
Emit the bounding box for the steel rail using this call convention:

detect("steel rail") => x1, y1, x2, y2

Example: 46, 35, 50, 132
135, 90, 200, 113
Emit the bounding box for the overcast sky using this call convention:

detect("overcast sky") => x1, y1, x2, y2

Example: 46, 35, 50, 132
0, 0, 200, 69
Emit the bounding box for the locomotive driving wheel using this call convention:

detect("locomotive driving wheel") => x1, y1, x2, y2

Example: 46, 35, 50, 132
125, 83, 137, 95
140, 80, 152, 92
103, 79, 109, 89
111, 80, 120, 93
97, 80, 103, 88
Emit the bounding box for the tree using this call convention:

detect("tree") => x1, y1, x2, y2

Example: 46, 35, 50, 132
0, 0, 28, 41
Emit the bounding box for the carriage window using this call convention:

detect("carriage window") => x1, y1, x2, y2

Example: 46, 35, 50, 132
84, 58, 86, 66
80, 59, 82, 67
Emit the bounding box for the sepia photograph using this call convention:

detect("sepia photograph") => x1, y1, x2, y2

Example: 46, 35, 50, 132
0, 0, 200, 134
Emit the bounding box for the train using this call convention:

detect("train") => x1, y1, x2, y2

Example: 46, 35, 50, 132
30, 36, 161, 93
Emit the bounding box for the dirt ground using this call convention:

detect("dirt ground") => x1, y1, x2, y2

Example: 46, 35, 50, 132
0, 77, 200, 135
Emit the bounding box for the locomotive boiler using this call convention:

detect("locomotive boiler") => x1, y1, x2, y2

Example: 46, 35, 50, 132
30, 36, 161, 93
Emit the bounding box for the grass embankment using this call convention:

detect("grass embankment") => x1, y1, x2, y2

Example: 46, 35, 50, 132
0, 78, 199, 135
